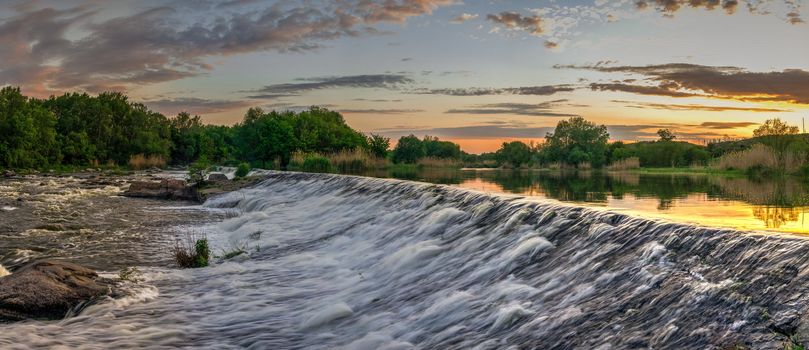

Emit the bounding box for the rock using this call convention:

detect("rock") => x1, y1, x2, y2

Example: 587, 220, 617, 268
207, 173, 229, 182
2, 170, 15, 178
0, 260, 110, 320
34, 223, 66, 231
123, 179, 197, 201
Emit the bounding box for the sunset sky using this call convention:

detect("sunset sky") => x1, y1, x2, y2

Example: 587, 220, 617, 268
1, 0, 808, 153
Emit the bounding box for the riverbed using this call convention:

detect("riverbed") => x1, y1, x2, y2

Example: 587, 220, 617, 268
2, 170, 809, 349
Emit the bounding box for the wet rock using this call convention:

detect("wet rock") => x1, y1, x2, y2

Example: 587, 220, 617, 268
207, 173, 229, 182
123, 179, 197, 201
0, 260, 110, 320
34, 223, 66, 231
2, 170, 15, 178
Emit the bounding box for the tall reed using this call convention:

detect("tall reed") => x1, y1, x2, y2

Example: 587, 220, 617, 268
607, 157, 640, 170
128, 154, 166, 170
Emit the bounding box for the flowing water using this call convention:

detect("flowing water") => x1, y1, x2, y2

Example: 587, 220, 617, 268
3, 171, 809, 349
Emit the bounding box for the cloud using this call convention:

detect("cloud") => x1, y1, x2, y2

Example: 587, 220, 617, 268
632, 0, 803, 21
248, 74, 415, 95
415, 84, 574, 96
699, 121, 758, 129
145, 97, 253, 116
561, 63, 809, 104
445, 100, 579, 117
486, 12, 543, 35
615, 100, 792, 112
451, 13, 479, 23
378, 124, 555, 139
0, 1, 454, 95
340, 108, 424, 114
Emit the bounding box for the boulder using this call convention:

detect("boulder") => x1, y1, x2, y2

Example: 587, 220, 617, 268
123, 179, 197, 201
0, 260, 110, 320
207, 173, 229, 182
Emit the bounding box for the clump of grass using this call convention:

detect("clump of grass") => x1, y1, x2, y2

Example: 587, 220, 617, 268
128, 154, 166, 170
715, 143, 777, 171
173, 232, 210, 268
235, 162, 251, 178
607, 157, 640, 170
416, 157, 462, 168
328, 149, 388, 171
118, 267, 142, 282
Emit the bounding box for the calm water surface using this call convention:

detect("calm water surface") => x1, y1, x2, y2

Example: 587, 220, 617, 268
352, 168, 809, 234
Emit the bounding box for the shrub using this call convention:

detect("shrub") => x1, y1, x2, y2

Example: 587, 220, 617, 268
173, 233, 210, 268
128, 154, 166, 170
302, 155, 332, 173
188, 157, 210, 183
235, 162, 251, 178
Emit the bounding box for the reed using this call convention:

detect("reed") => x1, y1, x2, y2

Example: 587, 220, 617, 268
128, 154, 166, 170
607, 157, 640, 170
328, 149, 388, 171
416, 157, 462, 168
714, 144, 778, 171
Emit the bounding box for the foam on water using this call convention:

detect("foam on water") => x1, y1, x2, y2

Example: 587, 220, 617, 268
0, 264, 9, 277
5, 171, 809, 349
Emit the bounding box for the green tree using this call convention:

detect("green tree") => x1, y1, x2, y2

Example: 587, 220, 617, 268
496, 141, 533, 168
392, 135, 425, 164
366, 134, 390, 158
657, 129, 676, 142
543, 117, 610, 167
754, 118, 800, 171
423, 136, 462, 159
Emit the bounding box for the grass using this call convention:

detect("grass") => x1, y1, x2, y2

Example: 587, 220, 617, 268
128, 154, 166, 170
172, 231, 210, 268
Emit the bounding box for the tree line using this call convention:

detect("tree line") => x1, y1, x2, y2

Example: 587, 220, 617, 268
2, 86, 799, 173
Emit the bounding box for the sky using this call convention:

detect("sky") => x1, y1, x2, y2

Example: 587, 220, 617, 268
1, 0, 808, 153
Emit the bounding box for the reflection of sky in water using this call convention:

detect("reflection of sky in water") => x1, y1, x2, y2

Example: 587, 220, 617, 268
449, 172, 809, 234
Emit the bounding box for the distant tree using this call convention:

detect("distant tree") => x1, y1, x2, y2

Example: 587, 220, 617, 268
657, 129, 676, 142
543, 116, 610, 167
392, 135, 425, 164
366, 134, 390, 158
753, 118, 799, 137
422, 136, 462, 159
496, 141, 532, 168
753, 118, 800, 171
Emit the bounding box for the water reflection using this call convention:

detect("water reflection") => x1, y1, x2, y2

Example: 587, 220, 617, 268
351, 168, 809, 233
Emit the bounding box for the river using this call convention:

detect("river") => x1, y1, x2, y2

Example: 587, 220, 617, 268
2, 170, 809, 349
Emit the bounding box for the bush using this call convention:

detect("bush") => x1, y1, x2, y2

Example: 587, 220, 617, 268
235, 162, 251, 178
188, 157, 210, 183
302, 155, 332, 173
173, 233, 210, 268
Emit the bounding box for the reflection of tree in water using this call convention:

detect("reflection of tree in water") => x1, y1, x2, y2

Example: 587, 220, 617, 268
752, 206, 802, 228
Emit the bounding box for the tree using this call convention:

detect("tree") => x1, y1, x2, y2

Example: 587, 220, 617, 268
657, 129, 676, 142
543, 117, 610, 167
496, 141, 532, 168
753, 118, 800, 171
366, 134, 390, 158
754, 118, 799, 137
392, 135, 425, 164
422, 136, 462, 159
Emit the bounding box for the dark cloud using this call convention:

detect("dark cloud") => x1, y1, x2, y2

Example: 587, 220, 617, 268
561, 63, 809, 104
699, 121, 758, 129
0, 1, 453, 95
486, 12, 543, 35
634, 0, 739, 15
445, 100, 579, 117
145, 97, 254, 116
613, 100, 791, 112
353, 98, 403, 102
249, 74, 414, 95
416, 84, 574, 96
378, 124, 555, 139
633, 0, 802, 21
340, 108, 424, 114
